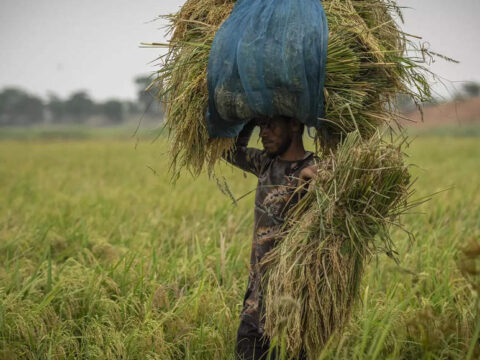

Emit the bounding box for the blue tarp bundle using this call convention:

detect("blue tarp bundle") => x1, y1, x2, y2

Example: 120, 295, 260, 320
206, 0, 329, 138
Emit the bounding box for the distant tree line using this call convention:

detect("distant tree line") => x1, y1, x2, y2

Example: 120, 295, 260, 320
396, 81, 480, 113
0, 76, 163, 126
3, 78, 479, 125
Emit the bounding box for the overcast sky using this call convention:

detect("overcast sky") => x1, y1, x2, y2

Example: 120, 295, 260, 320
0, 0, 479, 101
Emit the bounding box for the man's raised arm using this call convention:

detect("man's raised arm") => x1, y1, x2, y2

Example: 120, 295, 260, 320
223, 120, 265, 176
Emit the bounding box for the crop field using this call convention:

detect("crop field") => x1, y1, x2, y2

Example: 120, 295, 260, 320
0, 133, 479, 359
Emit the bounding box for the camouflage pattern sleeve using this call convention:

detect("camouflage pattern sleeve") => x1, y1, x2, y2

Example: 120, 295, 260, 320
223, 121, 266, 177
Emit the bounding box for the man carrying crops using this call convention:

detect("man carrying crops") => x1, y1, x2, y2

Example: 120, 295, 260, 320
225, 116, 317, 360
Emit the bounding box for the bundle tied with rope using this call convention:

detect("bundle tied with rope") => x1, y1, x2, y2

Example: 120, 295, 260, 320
147, 0, 432, 357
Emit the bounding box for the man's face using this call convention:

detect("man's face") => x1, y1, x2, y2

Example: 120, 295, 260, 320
257, 117, 293, 156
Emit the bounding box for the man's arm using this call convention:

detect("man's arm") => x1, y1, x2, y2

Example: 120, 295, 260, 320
223, 120, 265, 176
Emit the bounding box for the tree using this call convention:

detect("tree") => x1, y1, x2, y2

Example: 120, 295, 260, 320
462, 82, 480, 98
0, 88, 44, 126
47, 94, 66, 123
64, 91, 94, 124
134, 75, 162, 116
396, 93, 415, 112
125, 100, 140, 115
100, 100, 124, 124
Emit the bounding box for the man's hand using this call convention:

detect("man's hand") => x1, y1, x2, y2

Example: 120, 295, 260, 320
299, 165, 318, 182
298, 165, 319, 195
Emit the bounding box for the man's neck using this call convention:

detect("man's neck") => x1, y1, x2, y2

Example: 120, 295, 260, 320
279, 138, 306, 161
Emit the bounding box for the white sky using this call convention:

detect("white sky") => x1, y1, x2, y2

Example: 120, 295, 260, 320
0, 0, 479, 101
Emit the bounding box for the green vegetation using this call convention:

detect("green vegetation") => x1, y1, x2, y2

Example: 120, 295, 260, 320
408, 124, 480, 138
0, 136, 479, 359
0, 125, 163, 141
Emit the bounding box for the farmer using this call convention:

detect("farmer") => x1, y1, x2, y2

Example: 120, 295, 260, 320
225, 116, 317, 360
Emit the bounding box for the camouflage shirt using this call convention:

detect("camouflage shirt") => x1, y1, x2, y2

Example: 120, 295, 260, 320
225, 122, 317, 334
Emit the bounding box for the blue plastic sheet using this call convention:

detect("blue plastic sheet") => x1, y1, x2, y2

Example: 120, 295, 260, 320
206, 0, 329, 138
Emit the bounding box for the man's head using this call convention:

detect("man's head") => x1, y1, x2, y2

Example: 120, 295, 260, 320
256, 116, 304, 156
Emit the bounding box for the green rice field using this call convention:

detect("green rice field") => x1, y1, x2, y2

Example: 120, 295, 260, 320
0, 131, 479, 359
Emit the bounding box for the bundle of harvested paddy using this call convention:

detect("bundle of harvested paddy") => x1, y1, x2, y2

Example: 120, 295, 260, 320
260, 130, 413, 358
149, 0, 431, 176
